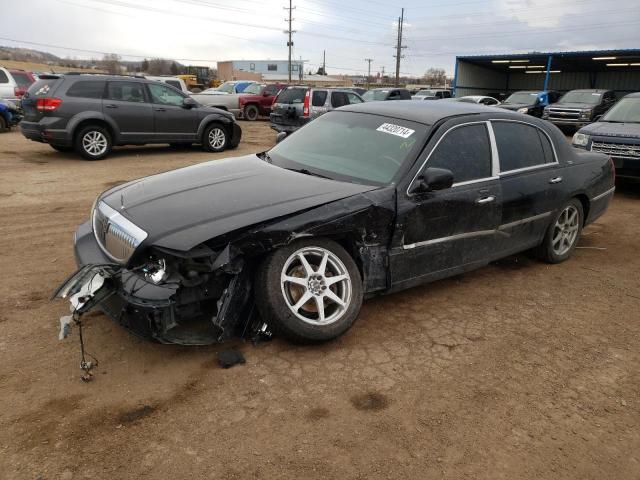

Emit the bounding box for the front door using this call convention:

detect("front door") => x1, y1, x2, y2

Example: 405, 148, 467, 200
390, 121, 502, 288
103, 81, 154, 142
147, 82, 199, 142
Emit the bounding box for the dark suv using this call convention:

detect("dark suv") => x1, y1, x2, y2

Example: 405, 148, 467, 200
543, 89, 617, 131
20, 74, 241, 160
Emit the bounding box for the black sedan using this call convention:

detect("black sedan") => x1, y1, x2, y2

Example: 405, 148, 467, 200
56, 101, 615, 345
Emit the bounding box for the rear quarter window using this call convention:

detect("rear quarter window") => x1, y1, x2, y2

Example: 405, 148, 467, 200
493, 121, 553, 172
66, 81, 106, 99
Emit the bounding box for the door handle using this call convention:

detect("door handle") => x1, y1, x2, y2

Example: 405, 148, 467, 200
154, 107, 166, 112
549, 176, 563, 184
476, 195, 495, 204
104, 104, 118, 109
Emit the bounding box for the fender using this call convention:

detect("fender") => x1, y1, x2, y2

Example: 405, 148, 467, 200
197, 113, 236, 139
68, 111, 121, 143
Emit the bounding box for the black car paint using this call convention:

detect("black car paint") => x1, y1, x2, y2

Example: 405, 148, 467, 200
575, 120, 640, 178
67, 102, 614, 345
19, 75, 241, 148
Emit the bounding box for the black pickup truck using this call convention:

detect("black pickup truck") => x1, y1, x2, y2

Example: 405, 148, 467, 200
543, 89, 617, 131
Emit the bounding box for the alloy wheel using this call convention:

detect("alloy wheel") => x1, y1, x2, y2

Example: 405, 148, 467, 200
82, 131, 108, 156
208, 128, 226, 149
552, 205, 579, 256
280, 246, 352, 326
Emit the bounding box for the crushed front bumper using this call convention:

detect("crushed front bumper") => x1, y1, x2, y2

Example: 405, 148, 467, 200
66, 221, 254, 345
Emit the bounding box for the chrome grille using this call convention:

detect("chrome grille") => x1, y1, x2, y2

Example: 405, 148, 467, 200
92, 201, 147, 263
591, 141, 640, 159
547, 108, 581, 120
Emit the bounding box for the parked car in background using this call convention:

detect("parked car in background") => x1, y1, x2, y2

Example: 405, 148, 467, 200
270, 86, 364, 134
0, 99, 22, 132
191, 81, 260, 117
58, 100, 614, 345
237, 83, 287, 120
20, 74, 241, 160
348, 87, 367, 96
362, 88, 412, 101
412, 89, 452, 100
543, 89, 617, 131
572, 92, 640, 178
204, 80, 256, 95
454, 95, 500, 106
0, 67, 36, 103
497, 90, 561, 117
143, 76, 189, 94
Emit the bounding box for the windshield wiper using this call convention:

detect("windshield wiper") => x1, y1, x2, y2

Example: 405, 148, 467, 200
286, 168, 332, 179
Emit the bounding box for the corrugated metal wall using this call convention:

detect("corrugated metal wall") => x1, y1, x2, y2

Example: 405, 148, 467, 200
455, 59, 640, 97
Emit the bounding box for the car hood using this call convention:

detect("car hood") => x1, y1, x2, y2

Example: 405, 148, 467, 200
580, 122, 640, 139
549, 103, 594, 109
100, 155, 378, 251
496, 103, 531, 111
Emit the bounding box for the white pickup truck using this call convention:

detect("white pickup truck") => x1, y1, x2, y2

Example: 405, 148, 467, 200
191, 80, 257, 118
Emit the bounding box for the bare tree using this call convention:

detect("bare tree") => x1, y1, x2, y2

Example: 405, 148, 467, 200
423, 67, 447, 87
101, 53, 122, 74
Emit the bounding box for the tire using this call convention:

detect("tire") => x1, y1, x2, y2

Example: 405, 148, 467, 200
202, 123, 228, 152
50, 144, 73, 152
535, 198, 583, 264
255, 238, 363, 343
243, 104, 259, 121
75, 124, 112, 160
0, 116, 6, 133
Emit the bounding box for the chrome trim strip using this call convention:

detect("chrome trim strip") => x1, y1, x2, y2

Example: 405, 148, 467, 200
591, 186, 615, 202
93, 201, 148, 263
407, 121, 496, 196
403, 211, 553, 250
488, 118, 560, 167
499, 161, 559, 176
498, 211, 552, 230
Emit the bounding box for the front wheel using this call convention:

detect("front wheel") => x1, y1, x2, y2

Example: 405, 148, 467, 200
255, 239, 363, 343
75, 125, 112, 160
202, 123, 228, 152
535, 199, 583, 263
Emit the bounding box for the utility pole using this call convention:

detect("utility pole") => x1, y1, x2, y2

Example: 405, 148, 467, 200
322, 50, 326, 75
284, 0, 295, 83
365, 58, 374, 89
393, 8, 406, 87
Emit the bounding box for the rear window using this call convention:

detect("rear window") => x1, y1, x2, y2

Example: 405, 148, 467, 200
11, 72, 33, 88
27, 78, 60, 96
67, 80, 106, 99
312, 91, 327, 106
276, 87, 307, 104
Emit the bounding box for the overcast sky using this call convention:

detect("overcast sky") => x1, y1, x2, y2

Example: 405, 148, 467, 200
2, 0, 639, 77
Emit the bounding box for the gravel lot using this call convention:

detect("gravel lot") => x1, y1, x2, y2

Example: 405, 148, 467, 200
1, 122, 639, 479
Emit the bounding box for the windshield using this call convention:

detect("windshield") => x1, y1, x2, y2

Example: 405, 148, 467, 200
559, 91, 602, 105
267, 111, 425, 185
217, 82, 235, 94
242, 83, 265, 95
362, 90, 389, 101
504, 92, 538, 104
601, 97, 640, 123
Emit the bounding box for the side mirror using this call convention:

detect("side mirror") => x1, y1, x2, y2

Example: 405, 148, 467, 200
276, 131, 287, 144
411, 167, 454, 194
183, 97, 197, 109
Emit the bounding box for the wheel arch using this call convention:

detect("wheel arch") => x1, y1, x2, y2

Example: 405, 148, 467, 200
71, 115, 118, 144
573, 193, 590, 226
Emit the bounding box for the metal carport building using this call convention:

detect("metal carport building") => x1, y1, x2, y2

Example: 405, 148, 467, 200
453, 49, 640, 99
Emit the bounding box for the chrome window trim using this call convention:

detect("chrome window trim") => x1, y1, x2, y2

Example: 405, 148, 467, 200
402, 211, 553, 250
591, 186, 615, 202
489, 119, 560, 175
406, 120, 498, 196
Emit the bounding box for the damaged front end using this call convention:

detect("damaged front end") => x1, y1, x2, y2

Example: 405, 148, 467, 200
58, 220, 262, 346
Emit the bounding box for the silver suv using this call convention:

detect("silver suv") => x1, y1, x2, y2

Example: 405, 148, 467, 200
269, 86, 364, 134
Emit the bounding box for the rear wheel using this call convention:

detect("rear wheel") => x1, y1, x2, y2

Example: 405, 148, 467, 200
243, 104, 259, 121
75, 125, 112, 160
535, 198, 583, 263
202, 123, 228, 152
255, 238, 363, 343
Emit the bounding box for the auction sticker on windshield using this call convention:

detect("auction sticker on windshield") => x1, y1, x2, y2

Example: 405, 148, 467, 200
376, 123, 415, 138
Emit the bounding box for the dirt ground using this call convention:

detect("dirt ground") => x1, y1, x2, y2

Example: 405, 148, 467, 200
0, 122, 639, 480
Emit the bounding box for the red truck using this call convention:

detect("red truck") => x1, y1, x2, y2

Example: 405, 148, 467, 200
238, 83, 288, 121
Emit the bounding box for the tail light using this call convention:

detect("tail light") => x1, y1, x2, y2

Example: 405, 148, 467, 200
14, 87, 27, 98
36, 97, 62, 112
303, 90, 310, 117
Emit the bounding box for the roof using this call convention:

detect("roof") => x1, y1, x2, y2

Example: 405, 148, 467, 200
457, 49, 640, 60
339, 99, 512, 125
262, 73, 344, 82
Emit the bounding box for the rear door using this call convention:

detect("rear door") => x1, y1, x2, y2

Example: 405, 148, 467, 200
104, 81, 154, 142
147, 82, 199, 141
391, 121, 502, 286
492, 120, 562, 252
